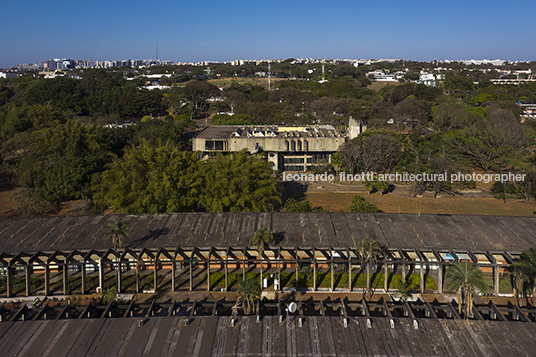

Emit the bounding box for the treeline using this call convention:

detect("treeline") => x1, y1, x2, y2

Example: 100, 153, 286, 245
14, 70, 164, 117
337, 103, 536, 198
3, 62, 536, 214
0, 70, 285, 215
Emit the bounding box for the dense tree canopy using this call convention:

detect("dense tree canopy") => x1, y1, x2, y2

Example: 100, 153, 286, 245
93, 142, 280, 213
93, 139, 199, 213
195, 151, 281, 212
3, 60, 536, 214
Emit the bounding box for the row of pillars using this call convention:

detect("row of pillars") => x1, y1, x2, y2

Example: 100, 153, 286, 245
2, 259, 163, 298
203, 257, 503, 295
2, 258, 503, 298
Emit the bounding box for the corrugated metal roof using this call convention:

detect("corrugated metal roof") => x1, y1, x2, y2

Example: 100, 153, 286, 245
1, 316, 534, 356
0, 212, 535, 254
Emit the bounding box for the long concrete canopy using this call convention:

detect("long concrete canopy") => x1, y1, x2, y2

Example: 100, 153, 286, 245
0, 212, 535, 254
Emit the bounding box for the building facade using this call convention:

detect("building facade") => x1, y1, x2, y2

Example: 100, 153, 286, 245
193, 125, 348, 172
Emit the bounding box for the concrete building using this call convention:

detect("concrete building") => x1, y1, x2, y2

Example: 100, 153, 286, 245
0, 71, 16, 78
193, 124, 350, 172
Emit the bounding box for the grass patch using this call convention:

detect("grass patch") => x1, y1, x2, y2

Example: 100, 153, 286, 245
0, 277, 41, 295
204, 272, 262, 289
204, 272, 436, 291
482, 277, 513, 294
306, 191, 536, 216
51, 273, 163, 294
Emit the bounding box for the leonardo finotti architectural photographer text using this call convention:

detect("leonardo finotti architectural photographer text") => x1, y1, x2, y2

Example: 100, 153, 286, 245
283, 171, 526, 184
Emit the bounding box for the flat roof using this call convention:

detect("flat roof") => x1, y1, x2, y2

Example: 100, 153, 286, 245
194, 125, 342, 140
1, 316, 534, 356
0, 212, 535, 254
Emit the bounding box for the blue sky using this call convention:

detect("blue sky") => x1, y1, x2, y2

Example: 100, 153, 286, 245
1, 0, 535, 68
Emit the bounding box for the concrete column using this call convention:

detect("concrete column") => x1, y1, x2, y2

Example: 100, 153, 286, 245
437, 263, 443, 294
242, 252, 246, 281
420, 262, 425, 294
278, 252, 281, 292
313, 259, 316, 292
189, 259, 193, 292
26, 264, 32, 297
384, 258, 388, 292
493, 265, 499, 296
63, 261, 68, 295
207, 257, 210, 292
295, 251, 299, 290
330, 255, 334, 292
81, 263, 86, 295
224, 256, 228, 292
44, 265, 50, 296
349, 257, 352, 292
117, 259, 122, 293
154, 260, 158, 292
366, 265, 370, 291
98, 259, 104, 294
6, 266, 13, 298
171, 257, 176, 292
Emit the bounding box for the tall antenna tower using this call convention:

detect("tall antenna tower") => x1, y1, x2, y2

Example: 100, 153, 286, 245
156, 42, 158, 61
268, 61, 271, 91
319, 58, 327, 83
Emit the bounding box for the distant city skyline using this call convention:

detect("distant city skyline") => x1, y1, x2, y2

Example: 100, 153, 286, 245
1, 0, 535, 69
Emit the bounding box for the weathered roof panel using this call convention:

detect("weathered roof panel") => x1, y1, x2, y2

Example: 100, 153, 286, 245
1, 212, 536, 254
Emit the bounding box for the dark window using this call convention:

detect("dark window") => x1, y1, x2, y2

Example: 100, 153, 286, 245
284, 157, 304, 164
205, 140, 226, 151
311, 153, 330, 163
284, 165, 304, 171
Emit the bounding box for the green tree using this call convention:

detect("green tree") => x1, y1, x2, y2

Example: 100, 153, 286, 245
362, 178, 389, 196
445, 262, 488, 319
512, 248, 536, 305
24, 76, 84, 113
284, 198, 322, 212
447, 109, 531, 172
252, 227, 273, 290
106, 217, 130, 251
396, 275, 416, 300
237, 275, 261, 315
93, 139, 198, 213
12, 120, 111, 207
9, 187, 53, 217
340, 134, 401, 173
356, 237, 382, 297
183, 80, 220, 111
348, 195, 380, 212
330, 152, 344, 169
443, 76, 474, 93
511, 267, 528, 307
196, 151, 281, 212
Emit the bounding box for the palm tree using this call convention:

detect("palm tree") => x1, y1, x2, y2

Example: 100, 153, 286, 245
237, 275, 260, 315
514, 248, 536, 305
356, 237, 382, 297
106, 218, 130, 293
511, 267, 527, 307
445, 262, 488, 319
106, 218, 130, 251
252, 226, 273, 290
